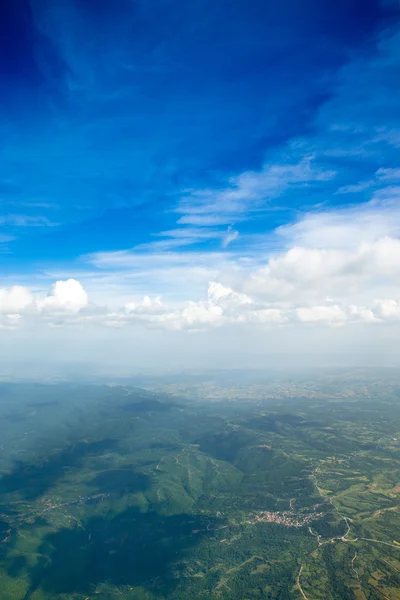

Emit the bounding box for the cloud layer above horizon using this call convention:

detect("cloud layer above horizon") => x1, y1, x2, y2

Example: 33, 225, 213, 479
1, 0, 400, 369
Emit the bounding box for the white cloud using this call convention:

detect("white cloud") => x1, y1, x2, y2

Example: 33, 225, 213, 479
347, 305, 377, 323
207, 281, 252, 307
244, 236, 400, 305
136, 228, 224, 251
84, 250, 242, 304
5, 196, 400, 336
296, 305, 347, 325
3, 268, 400, 371
38, 279, 89, 312
177, 157, 335, 226
0, 286, 33, 313
337, 169, 400, 195
5, 193, 400, 338
374, 298, 400, 320
275, 197, 400, 250
376, 168, 400, 182
125, 296, 163, 313
222, 226, 239, 248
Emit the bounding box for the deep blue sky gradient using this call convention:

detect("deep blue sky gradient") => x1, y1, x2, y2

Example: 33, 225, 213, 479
1, 0, 400, 271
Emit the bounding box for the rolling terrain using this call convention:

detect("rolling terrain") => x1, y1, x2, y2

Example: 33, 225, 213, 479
0, 374, 399, 599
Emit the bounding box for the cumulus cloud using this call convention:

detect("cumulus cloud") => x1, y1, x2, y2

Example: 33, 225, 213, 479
374, 298, 400, 319
104, 278, 400, 330
125, 296, 163, 313
275, 198, 400, 250
0, 279, 90, 329
0, 286, 34, 313
244, 237, 400, 305
4, 197, 400, 334
207, 281, 252, 307
38, 279, 89, 312
2, 269, 400, 334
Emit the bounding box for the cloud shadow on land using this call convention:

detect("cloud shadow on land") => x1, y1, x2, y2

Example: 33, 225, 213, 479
0, 439, 118, 500
86, 468, 149, 498
17, 507, 217, 598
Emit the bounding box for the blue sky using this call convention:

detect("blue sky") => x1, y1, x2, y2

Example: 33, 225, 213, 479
1, 0, 400, 370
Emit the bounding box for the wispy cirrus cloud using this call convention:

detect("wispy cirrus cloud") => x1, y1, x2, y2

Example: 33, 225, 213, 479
0, 235, 15, 243
337, 167, 400, 195
176, 157, 335, 227
136, 227, 227, 251
222, 226, 239, 248
134, 156, 335, 255
0, 215, 56, 250
0, 215, 56, 227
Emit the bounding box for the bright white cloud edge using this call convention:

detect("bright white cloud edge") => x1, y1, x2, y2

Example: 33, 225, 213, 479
3, 200, 400, 332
